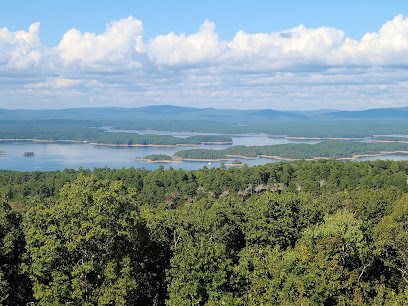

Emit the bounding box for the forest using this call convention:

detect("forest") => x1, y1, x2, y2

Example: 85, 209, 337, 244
92, 134, 232, 146
371, 136, 408, 142
3, 106, 408, 140
2, 160, 408, 305
175, 141, 408, 160
0, 120, 232, 146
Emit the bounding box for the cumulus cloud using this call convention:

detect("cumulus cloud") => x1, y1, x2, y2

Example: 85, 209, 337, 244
3, 15, 408, 110
221, 25, 346, 71
339, 14, 408, 65
0, 22, 44, 70
147, 20, 225, 66
56, 16, 145, 68
146, 14, 408, 70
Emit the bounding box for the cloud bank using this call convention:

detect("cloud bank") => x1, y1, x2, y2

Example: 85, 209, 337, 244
2, 15, 408, 110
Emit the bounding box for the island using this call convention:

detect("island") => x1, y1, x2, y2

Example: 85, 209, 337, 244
142, 154, 177, 163
174, 149, 231, 161
225, 159, 244, 166
23, 152, 35, 156
0, 151, 7, 155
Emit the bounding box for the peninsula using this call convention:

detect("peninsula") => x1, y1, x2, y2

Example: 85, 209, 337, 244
174, 141, 408, 161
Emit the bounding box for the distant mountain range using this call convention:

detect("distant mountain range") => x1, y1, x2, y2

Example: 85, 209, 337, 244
325, 107, 408, 119
1, 105, 408, 121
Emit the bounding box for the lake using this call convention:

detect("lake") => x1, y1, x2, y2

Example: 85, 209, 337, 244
0, 132, 406, 171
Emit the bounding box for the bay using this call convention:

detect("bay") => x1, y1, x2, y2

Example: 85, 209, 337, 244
0, 132, 405, 171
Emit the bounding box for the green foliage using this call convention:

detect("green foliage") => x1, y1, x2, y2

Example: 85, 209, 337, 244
373, 195, 408, 285
372, 136, 408, 142
144, 154, 173, 161
1, 160, 408, 304
22, 175, 163, 305
0, 120, 235, 145
176, 141, 408, 160
93, 133, 232, 146
0, 197, 32, 305
175, 149, 229, 160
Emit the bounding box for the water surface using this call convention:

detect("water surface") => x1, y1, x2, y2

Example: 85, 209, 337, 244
0, 132, 406, 172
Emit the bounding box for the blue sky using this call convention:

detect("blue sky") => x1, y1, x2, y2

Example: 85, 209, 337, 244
1, 1, 408, 110
2, 1, 406, 45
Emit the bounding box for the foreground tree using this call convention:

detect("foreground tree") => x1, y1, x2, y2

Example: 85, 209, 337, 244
0, 197, 32, 305
22, 175, 161, 305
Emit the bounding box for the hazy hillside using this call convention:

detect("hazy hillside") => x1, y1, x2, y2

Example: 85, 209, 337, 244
1, 105, 408, 138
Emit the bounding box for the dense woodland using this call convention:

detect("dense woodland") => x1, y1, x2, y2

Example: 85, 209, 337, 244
371, 136, 408, 142
2, 160, 408, 304
0, 120, 102, 141
175, 141, 408, 160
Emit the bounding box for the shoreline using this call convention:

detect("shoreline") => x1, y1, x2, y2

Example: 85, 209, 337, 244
136, 158, 180, 163
90, 141, 232, 147
338, 151, 408, 160
286, 136, 369, 141
174, 157, 231, 162
0, 138, 231, 147
91, 142, 201, 148
370, 140, 408, 144
225, 154, 258, 160
106, 128, 268, 137
0, 139, 88, 143
186, 150, 408, 163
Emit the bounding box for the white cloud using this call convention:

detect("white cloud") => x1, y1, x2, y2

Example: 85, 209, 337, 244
339, 14, 408, 65
219, 25, 346, 71
147, 20, 224, 66
27, 77, 81, 89
0, 22, 44, 70
56, 16, 145, 68
3, 15, 408, 110
145, 15, 408, 70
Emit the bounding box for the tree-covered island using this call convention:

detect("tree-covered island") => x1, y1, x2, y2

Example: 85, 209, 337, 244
175, 141, 408, 160
143, 154, 174, 162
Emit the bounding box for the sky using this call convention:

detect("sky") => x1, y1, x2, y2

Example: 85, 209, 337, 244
1, 0, 408, 110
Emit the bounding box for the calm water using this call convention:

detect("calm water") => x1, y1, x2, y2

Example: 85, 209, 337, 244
0, 132, 406, 171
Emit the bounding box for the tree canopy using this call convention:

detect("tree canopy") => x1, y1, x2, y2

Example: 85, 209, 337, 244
2, 160, 408, 304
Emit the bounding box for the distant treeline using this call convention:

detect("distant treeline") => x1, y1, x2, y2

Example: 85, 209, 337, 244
0, 120, 102, 140
114, 119, 408, 138
175, 141, 408, 160
93, 134, 232, 145
3, 118, 408, 140
371, 136, 408, 142
2, 160, 408, 304
0, 120, 232, 145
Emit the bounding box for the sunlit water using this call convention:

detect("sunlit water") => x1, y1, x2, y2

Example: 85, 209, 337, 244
0, 132, 406, 171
